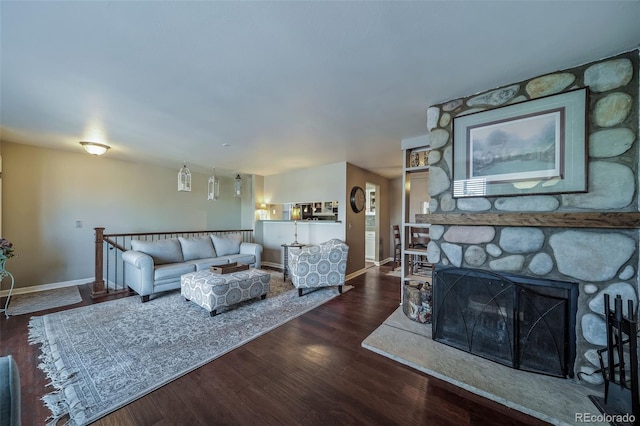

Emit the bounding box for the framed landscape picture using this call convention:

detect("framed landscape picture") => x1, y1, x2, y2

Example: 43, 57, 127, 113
452, 88, 588, 198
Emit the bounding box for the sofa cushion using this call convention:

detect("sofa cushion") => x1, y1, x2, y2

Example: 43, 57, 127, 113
178, 236, 217, 261
225, 253, 256, 266
131, 238, 184, 265
211, 233, 242, 257
154, 262, 196, 280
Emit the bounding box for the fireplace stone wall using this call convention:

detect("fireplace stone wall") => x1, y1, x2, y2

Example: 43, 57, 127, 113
421, 49, 639, 388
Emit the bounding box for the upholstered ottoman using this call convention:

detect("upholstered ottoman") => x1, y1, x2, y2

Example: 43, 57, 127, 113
181, 269, 270, 316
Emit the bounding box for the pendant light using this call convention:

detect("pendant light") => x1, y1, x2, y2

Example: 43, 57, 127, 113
207, 167, 220, 200
234, 173, 242, 198
178, 163, 191, 192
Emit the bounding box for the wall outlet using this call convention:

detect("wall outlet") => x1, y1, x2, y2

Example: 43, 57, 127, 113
75, 220, 83, 228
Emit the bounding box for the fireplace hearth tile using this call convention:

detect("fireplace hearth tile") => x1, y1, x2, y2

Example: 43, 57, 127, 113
362, 307, 607, 426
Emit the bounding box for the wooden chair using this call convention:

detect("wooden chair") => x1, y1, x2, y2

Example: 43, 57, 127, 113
392, 225, 402, 270
410, 227, 433, 275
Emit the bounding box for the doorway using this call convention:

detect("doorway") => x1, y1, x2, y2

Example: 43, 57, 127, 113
365, 182, 378, 268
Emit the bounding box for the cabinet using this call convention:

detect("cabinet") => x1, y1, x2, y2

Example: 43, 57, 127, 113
365, 231, 375, 260
400, 140, 431, 303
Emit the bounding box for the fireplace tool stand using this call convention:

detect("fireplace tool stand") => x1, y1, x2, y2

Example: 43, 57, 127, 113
589, 294, 638, 426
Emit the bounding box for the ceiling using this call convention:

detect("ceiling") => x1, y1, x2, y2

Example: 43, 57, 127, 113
1, 1, 638, 179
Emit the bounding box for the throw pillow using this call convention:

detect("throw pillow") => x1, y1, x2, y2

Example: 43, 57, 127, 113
178, 236, 217, 261
131, 238, 184, 265
211, 233, 242, 257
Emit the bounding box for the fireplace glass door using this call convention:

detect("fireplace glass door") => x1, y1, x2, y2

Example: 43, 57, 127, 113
432, 266, 578, 378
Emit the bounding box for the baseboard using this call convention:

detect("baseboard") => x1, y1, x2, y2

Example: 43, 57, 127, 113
0, 277, 93, 297
377, 257, 393, 267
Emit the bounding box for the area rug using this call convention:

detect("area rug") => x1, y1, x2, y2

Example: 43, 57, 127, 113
29, 271, 351, 425
361, 307, 603, 426
7, 286, 82, 316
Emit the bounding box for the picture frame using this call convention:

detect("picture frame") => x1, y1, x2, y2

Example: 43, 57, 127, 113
452, 87, 588, 198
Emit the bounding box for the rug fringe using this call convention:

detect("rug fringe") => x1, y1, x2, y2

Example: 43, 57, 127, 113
29, 316, 87, 426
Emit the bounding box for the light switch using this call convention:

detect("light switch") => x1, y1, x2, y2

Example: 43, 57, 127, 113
76, 220, 83, 228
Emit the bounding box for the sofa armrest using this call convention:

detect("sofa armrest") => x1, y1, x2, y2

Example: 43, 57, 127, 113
122, 250, 155, 297
239, 242, 263, 269
0, 355, 20, 426
123, 250, 153, 269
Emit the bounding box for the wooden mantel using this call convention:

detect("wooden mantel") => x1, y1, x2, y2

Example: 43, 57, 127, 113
417, 212, 640, 229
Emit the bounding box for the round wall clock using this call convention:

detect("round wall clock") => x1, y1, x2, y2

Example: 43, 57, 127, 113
350, 186, 366, 213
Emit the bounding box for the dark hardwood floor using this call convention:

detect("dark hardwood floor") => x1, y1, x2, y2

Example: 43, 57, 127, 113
1, 265, 549, 426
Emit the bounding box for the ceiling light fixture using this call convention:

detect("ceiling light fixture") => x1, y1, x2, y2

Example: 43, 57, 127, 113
79, 141, 110, 156
207, 167, 220, 200
178, 163, 192, 192
234, 174, 242, 198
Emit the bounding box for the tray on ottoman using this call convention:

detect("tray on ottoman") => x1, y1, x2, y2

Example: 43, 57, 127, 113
210, 262, 249, 274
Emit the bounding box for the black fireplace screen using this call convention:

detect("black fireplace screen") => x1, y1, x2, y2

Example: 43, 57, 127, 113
432, 266, 578, 378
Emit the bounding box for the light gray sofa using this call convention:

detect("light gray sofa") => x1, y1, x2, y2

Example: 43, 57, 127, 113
123, 233, 262, 302
0, 355, 20, 426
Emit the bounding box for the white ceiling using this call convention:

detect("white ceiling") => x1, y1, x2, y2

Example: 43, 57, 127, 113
1, 1, 639, 179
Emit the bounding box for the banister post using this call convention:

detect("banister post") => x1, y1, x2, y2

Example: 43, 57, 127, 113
92, 227, 107, 298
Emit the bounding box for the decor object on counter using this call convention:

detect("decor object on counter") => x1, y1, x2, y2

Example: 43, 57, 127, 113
79, 141, 110, 156
122, 233, 262, 302
452, 87, 587, 198
207, 167, 220, 200
29, 270, 350, 426
178, 163, 191, 192
234, 173, 242, 197
350, 186, 366, 213
288, 239, 348, 297
256, 203, 268, 220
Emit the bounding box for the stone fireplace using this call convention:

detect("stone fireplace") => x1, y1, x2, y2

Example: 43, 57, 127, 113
419, 49, 639, 392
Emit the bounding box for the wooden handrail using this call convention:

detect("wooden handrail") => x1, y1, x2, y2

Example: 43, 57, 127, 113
102, 229, 252, 238
102, 236, 126, 253
92, 227, 255, 298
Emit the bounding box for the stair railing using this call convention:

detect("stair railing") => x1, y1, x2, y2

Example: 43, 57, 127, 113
91, 227, 255, 297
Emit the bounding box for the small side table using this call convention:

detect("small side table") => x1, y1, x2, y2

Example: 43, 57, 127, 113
282, 243, 305, 282
0, 266, 15, 319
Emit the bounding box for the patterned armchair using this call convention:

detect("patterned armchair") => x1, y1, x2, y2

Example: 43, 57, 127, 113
288, 239, 349, 297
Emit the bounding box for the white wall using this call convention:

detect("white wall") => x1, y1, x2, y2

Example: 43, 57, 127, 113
259, 221, 344, 268
263, 162, 347, 221
2, 142, 243, 289
259, 162, 348, 267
